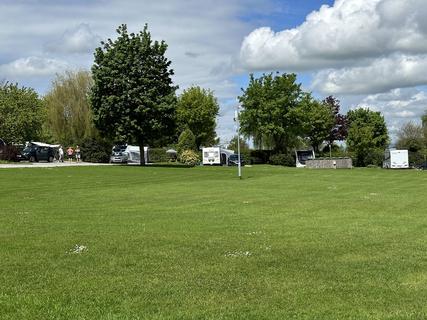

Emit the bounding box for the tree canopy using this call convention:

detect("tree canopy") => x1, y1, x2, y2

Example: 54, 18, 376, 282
347, 108, 389, 166
238, 72, 304, 152
176, 86, 219, 148
297, 95, 335, 152
0, 82, 45, 144
396, 121, 424, 152
90, 24, 177, 165
44, 70, 96, 145
323, 96, 348, 144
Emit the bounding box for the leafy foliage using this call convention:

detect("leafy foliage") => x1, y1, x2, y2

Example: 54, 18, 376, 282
148, 148, 169, 163
177, 128, 196, 156
227, 135, 250, 159
396, 121, 424, 152
323, 96, 348, 143
347, 108, 389, 167
80, 137, 112, 163
0, 82, 45, 144
44, 70, 96, 146
179, 149, 200, 166
176, 86, 219, 148
90, 24, 177, 165
238, 72, 304, 152
269, 153, 295, 166
297, 95, 335, 152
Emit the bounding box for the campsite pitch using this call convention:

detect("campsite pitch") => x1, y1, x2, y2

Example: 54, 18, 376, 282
0, 165, 426, 319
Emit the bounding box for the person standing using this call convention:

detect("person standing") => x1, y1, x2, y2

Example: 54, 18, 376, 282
66, 146, 74, 162
58, 145, 64, 162
75, 145, 81, 163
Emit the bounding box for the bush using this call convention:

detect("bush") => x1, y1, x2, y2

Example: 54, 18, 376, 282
148, 148, 169, 163
81, 137, 111, 163
179, 149, 200, 167
177, 129, 196, 155
269, 153, 295, 166
0, 145, 20, 161
249, 150, 274, 164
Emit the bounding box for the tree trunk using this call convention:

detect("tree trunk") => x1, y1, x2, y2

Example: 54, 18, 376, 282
138, 140, 146, 166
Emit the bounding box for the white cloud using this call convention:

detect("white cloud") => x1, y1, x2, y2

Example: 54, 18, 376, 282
0, 56, 69, 77
240, 0, 427, 95
45, 23, 101, 54
356, 88, 427, 140
312, 54, 427, 94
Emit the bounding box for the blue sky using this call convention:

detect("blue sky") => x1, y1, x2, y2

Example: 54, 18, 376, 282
1, 0, 426, 144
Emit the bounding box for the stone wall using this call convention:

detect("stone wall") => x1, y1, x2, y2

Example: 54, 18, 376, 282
306, 157, 352, 169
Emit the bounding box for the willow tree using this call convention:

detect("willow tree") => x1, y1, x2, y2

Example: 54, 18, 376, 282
44, 70, 96, 145
90, 24, 177, 165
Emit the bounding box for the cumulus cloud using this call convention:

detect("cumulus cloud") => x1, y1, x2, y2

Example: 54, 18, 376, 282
312, 54, 427, 94
0, 56, 69, 77
357, 88, 427, 139
45, 23, 101, 54
240, 0, 427, 95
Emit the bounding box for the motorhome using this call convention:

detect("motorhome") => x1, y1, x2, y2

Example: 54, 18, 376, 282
295, 150, 315, 168
383, 149, 409, 169
202, 147, 234, 165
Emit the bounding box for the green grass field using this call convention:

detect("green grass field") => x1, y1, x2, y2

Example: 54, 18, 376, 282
1, 165, 426, 319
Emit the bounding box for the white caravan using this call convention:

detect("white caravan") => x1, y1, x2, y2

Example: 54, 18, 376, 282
383, 149, 409, 169
202, 147, 234, 165
295, 150, 315, 168
126, 145, 149, 164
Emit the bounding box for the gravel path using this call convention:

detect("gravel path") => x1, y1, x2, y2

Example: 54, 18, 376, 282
0, 161, 113, 169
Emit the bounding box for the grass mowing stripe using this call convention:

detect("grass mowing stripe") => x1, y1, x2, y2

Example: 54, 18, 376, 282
0, 166, 426, 319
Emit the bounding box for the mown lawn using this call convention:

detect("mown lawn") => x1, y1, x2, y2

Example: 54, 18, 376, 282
0, 165, 426, 319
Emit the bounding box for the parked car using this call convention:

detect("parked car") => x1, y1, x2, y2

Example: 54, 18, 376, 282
228, 154, 246, 166
22, 143, 55, 162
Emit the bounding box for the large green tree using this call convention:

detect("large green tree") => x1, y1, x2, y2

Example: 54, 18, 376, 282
297, 95, 335, 153
44, 70, 96, 145
238, 72, 304, 152
176, 86, 219, 148
90, 24, 177, 165
347, 108, 389, 166
0, 82, 45, 144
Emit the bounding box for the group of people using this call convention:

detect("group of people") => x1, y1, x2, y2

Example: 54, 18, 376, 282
57, 145, 81, 163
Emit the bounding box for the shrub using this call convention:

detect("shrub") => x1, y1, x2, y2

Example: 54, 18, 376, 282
81, 137, 111, 163
0, 145, 20, 161
179, 149, 200, 167
177, 129, 196, 155
148, 148, 169, 163
249, 150, 274, 164
269, 153, 295, 166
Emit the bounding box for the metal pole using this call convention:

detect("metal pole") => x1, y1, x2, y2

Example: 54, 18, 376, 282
235, 109, 242, 179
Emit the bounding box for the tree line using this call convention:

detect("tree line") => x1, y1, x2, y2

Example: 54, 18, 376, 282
1, 24, 426, 166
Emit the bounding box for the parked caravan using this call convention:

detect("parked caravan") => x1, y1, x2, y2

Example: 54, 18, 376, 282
383, 149, 409, 169
111, 145, 148, 164
202, 147, 234, 165
295, 150, 315, 167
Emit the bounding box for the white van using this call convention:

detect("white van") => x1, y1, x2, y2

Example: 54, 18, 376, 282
383, 149, 409, 169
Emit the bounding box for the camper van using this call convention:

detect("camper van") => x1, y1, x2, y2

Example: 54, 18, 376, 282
383, 149, 409, 169
295, 150, 315, 167
202, 147, 234, 165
